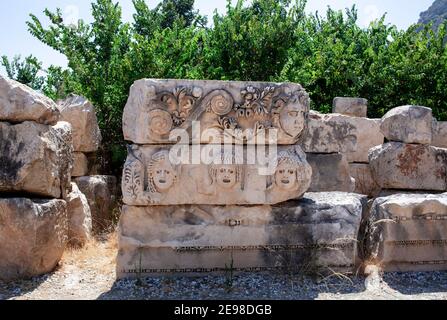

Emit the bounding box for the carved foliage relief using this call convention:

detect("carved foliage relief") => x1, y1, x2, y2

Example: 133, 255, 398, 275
123, 80, 310, 144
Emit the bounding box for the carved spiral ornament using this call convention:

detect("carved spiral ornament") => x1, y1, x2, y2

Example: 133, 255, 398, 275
148, 109, 173, 136
209, 90, 234, 116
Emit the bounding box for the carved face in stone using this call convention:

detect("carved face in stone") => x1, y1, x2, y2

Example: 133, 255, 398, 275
148, 151, 177, 193
274, 162, 298, 191
279, 102, 305, 137
215, 164, 238, 189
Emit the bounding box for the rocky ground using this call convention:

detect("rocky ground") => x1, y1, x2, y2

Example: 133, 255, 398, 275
0, 233, 446, 300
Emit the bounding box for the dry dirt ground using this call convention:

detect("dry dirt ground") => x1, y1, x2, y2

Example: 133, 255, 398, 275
1, 233, 446, 300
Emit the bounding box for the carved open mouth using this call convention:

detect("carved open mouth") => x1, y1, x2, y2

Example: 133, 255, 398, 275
223, 179, 232, 184
281, 179, 290, 184
158, 179, 167, 184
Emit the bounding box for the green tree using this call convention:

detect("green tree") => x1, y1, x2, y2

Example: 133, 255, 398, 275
1, 55, 45, 90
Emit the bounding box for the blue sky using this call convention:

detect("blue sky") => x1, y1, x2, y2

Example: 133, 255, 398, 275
0, 0, 435, 74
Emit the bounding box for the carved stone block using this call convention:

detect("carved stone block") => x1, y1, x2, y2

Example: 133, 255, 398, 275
369, 142, 447, 191
307, 153, 355, 193
122, 144, 312, 205
123, 79, 309, 145
365, 193, 447, 272
116, 192, 366, 278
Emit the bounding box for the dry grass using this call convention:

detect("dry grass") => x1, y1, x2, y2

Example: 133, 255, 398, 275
61, 232, 118, 276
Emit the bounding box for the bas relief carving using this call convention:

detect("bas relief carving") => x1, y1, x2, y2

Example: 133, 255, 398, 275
122, 145, 312, 205
123, 79, 310, 145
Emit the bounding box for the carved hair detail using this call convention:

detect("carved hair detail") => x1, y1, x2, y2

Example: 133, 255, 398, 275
208, 150, 244, 190
147, 150, 178, 193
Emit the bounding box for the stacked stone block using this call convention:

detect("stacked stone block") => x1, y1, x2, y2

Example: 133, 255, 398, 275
58, 95, 117, 237
0, 75, 72, 280
364, 105, 447, 271
117, 79, 366, 277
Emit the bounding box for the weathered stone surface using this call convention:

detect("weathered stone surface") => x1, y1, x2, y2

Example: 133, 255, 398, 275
117, 192, 366, 278
123, 79, 310, 145
369, 142, 447, 191
432, 121, 447, 148
332, 97, 368, 117
301, 112, 357, 154
365, 193, 447, 272
300, 112, 383, 161
0, 198, 68, 280
345, 118, 383, 163
122, 144, 312, 205
0, 75, 60, 125
75, 175, 117, 234
52, 121, 74, 199
0, 121, 73, 198
58, 95, 102, 152
72, 152, 89, 177
66, 183, 92, 247
380, 105, 433, 144
306, 153, 355, 193
349, 163, 381, 197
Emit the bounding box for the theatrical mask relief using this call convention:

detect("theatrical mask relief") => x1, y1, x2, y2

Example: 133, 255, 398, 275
122, 145, 312, 205
123, 79, 310, 145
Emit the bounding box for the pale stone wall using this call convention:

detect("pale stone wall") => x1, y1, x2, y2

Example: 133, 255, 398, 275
0, 75, 72, 280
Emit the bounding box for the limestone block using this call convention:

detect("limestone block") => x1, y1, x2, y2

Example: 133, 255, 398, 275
380, 105, 433, 144
116, 192, 366, 278
66, 183, 92, 247
0, 121, 73, 198
123, 79, 310, 145
306, 153, 355, 193
365, 193, 447, 272
0, 75, 60, 125
72, 152, 89, 177
121, 144, 312, 205
349, 163, 381, 197
300, 112, 383, 162
75, 175, 117, 234
332, 97, 368, 117
58, 95, 102, 152
0, 198, 68, 280
369, 142, 447, 191
432, 120, 447, 148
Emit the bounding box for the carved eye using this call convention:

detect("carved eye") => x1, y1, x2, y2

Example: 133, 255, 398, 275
230, 170, 234, 174
157, 170, 161, 174
288, 111, 299, 117
279, 170, 284, 174
166, 171, 170, 175
289, 170, 295, 174
220, 168, 224, 173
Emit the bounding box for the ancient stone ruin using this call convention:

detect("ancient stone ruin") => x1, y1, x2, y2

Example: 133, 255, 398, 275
1, 75, 447, 281
0, 76, 116, 280
117, 80, 368, 277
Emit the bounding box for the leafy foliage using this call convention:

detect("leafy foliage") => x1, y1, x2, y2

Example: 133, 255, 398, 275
2, 0, 446, 174
1, 55, 44, 90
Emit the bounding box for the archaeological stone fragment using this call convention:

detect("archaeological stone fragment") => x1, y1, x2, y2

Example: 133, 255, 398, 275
380, 105, 433, 144
432, 120, 447, 149
66, 183, 92, 247
0, 75, 60, 125
72, 152, 89, 177
0, 198, 68, 280
116, 192, 366, 278
75, 175, 117, 234
121, 144, 312, 205
58, 94, 102, 152
306, 153, 355, 193
123, 79, 310, 145
365, 193, 447, 272
0, 121, 73, 198
332, 97, 368, 118
369, 142, 447, 191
